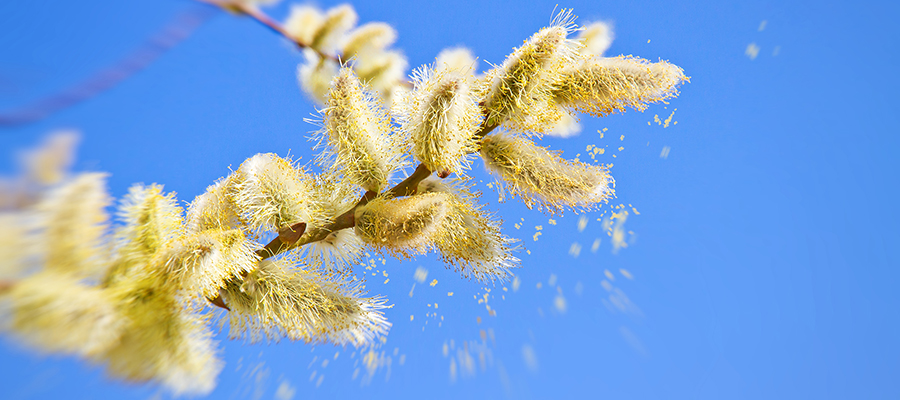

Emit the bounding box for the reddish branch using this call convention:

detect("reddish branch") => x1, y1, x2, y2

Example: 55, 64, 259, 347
0, 5, 216, 127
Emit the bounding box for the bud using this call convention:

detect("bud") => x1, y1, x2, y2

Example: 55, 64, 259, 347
157, 229, 259, 299
342, 22, 397, 60
553, 56, 687, 117
399, 65, 480, 174
230, 153, 321, 234
319, 68, 403, 192
6, 271, 121, 358
221, 258, 389, 347
478, 9, 580, 133
104, 275, 221, 396
36, 172, 110, 278
186, 179, 241, 234
418, 178, 519, 281
435, 47, 478, 74
577, 21, 614, 56
354, 192, 450, 257
480, 132, 615, 213
105, 184, 184, 284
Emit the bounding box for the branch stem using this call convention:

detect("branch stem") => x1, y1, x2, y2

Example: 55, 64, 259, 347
199, 0, 342, 63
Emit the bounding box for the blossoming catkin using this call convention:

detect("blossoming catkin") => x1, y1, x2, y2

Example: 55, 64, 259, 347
480, 132, 614, 213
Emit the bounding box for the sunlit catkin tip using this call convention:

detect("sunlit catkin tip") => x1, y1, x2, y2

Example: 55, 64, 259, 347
401, 65, 480, 173
354, 192, 450, 256
283, 4, 323, 45
479, 9, 580, 132
553, 56, 688, 117
5, 272, 122, 359
298, 54, 340, 104
110, 184, 184, 278
310, 4, 358, 54
435, 47, 478, 74
321, 68, 401, 192
342, 22, 397, 60
221, 258, 390, 347
104, 280, 221, 396
577, 21, 614, 56
355, 49, 409, 102
20, 130, 79, 185
157, 229, 259, 299
36, 172, 110, 277
429, 184, 519, 282
480, 132, 615, 213
545, 107, 582, 138
231, 153, 320, 233
186, 179, 241, 233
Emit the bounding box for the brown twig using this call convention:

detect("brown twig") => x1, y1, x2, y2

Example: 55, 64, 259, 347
0, 280, 13, 295
198, 0, 343, 64
0, 5, 216, 127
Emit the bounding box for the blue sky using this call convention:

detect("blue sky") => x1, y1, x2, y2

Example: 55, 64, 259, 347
1, 0, 898, 399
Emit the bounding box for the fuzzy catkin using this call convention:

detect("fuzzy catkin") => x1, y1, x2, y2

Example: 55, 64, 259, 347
156, 229, 259, 299
342, 22, 397, 60
104, 274, 221, 396
6, 271, 122, 359
36, 172, 110, 278
320, 68, 402, 192
480, 132, 615, 213
478, 10, 580, 133
221, 258, 389, 347
418, 178, 519, 282
553, 56, 687, 117
229, 153, 320, 234
104, 184, 184, 285
400, 65, 480, 174
354, 192, 450, 257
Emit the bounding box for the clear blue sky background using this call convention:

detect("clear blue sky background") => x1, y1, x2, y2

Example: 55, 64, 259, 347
1, 0, 898, 399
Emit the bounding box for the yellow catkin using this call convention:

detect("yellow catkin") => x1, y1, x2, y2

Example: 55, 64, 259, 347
21, 130, 79, 185
155, 229, 258, 299
478, 10, 580, 134
354, 192, 450, 257
185, 179, 241, 233
435, 47, 478, 74
284, 4, 357, 54
553, 55, 688, 117
283, 5, 323, 46
7, 271, 122, 359
104, 273, 221, 396
298, 54, 340, 104
229, 153, 321, 234
297, 173, 365, 271
36, 172, 110, 278
319, 68, 403, 192
354, 49, 408, 103
576, 21, 614, 56
418, 178, 518, 282
221, 258, 390, 347
480, 132, 615, 213
400, 65, 480, 173
104, 184, 184, 285
342, 22, 397, 60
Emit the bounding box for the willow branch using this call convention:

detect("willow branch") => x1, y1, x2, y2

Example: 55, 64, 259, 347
0, 5, 215, 127
256, 115, 501, 261
0, 280, 13, 295
198, 0, 342, 64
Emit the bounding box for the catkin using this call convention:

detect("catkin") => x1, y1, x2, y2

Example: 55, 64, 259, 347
480, 132, 615, 213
